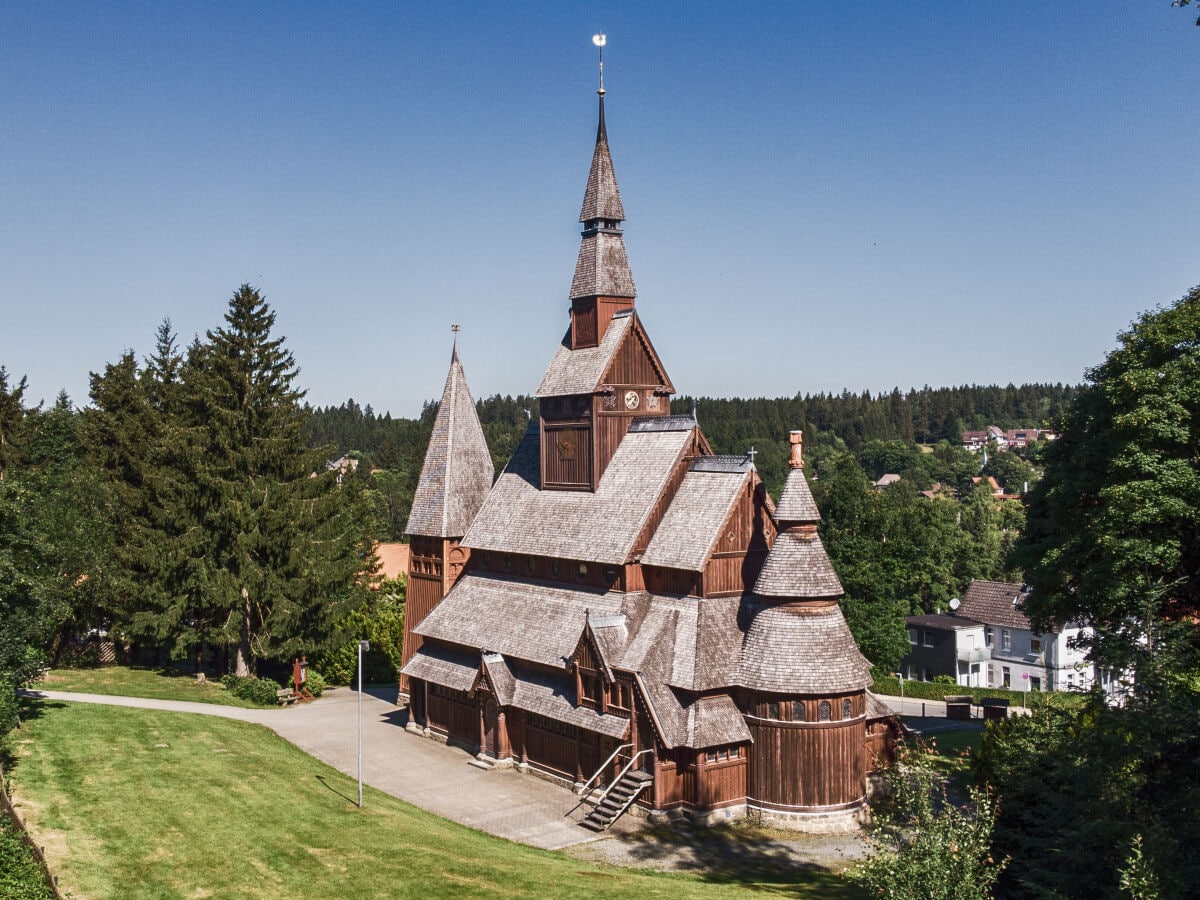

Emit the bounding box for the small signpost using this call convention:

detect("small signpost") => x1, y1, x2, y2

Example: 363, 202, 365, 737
292, 656, 309, 698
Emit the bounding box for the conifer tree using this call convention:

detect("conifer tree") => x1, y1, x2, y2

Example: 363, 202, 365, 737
175, 285, 372, 674
0, 367, 29, 481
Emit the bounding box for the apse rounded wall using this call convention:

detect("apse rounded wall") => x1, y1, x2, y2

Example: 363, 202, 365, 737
745, 690, 868, 817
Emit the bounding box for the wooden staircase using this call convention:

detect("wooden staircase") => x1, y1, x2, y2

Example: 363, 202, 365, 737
580, 769, 653, 832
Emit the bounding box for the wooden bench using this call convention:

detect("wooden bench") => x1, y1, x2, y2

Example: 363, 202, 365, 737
276, 689, 299, 706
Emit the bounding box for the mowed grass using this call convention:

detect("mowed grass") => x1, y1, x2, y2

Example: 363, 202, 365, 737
9, 701, 857, 899
37, 666, 264, 708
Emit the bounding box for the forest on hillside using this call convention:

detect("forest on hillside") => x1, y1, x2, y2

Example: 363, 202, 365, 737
306, 382, 1074, 539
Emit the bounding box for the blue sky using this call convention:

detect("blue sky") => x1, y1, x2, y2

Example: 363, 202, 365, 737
2, 3, 1197, 417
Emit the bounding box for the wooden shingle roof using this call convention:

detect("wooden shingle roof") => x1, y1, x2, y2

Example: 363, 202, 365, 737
690, 695, 752, 747
957, 579, 1033, 630
536, 312, 632, 398
569, 231, 637, 300
463, 423, 694, 565
405, 341, 495, 538
737, 602, 873, 694
509, 668, 630, 738
753, 528, 843, 599
641, 467, 751, 571
579, 96, 625, 223
413, 574, 623, 669
481, 652, 516, 705
773, 468, 821, 524
400, 642, 477, 693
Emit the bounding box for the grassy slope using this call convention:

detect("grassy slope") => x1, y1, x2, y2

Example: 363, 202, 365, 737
10, 701, 858, 899
37, 667, 264, 708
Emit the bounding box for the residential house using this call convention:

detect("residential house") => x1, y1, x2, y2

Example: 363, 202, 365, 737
901, 580, 1095, 692
900, 613, 988, 687
958, 579, 1093, 692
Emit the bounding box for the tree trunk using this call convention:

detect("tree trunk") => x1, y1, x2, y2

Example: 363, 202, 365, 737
236, 586, 253, 676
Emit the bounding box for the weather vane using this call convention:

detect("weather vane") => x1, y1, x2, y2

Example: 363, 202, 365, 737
592, 33, 606, 95
451, 324, 460, 333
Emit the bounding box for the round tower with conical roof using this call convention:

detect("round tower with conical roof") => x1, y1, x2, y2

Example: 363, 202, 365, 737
737, 430, 874, 830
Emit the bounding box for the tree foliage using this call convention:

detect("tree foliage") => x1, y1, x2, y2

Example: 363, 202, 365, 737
852, 739, 1006, 899
87, 288, 376, 675
814, 454, 1023, 673
1014, 285, 1200, 680
316, 575, 406, 685
985, 286, 1200, 898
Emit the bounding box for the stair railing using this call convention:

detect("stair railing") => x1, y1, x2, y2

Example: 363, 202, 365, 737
594, 748, 654, 809
576, 743, 632, 797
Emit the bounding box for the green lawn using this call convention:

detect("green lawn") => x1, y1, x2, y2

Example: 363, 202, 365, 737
8, 700, 859, 899
36, 666, 265, 708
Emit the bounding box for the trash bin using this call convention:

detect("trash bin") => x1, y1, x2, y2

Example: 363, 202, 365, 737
980, 697, 1010, 720
944, 695, 973, 720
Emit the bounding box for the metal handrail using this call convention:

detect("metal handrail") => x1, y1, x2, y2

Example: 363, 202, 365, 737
595, 748, 653, 809
576, 743, 632, 797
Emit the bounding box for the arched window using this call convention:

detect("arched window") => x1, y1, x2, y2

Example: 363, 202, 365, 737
791, 701, 806, 721
842, 698, 853, 719
818, 701, 831, 722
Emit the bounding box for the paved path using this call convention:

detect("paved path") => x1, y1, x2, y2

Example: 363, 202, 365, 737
18, 687, 637, 851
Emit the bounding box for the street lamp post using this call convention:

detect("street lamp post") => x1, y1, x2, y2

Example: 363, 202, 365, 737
895, 672, 904, 715
357, 639, 369, 808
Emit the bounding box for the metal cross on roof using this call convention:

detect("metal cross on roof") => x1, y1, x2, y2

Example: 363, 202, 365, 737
747, 446, 758, 466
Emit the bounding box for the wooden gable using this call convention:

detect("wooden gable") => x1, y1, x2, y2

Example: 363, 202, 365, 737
602, 314, 675, 394
701, 476, 775, 597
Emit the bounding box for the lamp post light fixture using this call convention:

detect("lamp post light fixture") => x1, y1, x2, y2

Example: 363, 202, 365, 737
357, 639, 369, 807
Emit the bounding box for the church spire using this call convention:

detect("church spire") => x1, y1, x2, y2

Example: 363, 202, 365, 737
405, 329, 495, 539
570, 36, 635, 309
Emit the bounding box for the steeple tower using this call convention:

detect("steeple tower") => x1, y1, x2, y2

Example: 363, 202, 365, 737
569, 41, 636, 349
400, 329, 495, 693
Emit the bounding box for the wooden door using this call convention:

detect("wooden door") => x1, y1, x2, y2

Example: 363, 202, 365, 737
483, 698, 499, 757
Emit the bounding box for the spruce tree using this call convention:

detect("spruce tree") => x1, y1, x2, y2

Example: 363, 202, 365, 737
176, 285, 371, 674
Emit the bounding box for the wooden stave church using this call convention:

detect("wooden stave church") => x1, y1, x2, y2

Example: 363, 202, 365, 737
399, 82, 897, 831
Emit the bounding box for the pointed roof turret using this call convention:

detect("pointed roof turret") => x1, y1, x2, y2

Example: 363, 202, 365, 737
405, 331, 495, 538
570, 81, 636, 301
753, 430, 843, 600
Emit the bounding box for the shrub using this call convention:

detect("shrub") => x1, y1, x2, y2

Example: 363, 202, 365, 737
0, 812, 54, 900
305, 670, 326, 698
317, 576, 405, 685
220, 675, 282, 706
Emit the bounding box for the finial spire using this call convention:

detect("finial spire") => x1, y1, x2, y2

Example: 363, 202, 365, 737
451, 324, 460, 363
593, 34, 606, 95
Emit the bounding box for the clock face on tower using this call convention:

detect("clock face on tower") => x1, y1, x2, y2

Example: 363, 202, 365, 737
624, 390, 640, 410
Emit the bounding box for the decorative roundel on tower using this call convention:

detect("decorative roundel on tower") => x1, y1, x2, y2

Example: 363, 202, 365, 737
624, 390, 640, 410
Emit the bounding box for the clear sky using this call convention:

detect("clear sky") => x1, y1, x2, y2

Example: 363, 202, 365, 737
2, 3, 1197, 417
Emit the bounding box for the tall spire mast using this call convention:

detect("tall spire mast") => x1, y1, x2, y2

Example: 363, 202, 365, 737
593, 33, 608, 142
569, 32, 635, 342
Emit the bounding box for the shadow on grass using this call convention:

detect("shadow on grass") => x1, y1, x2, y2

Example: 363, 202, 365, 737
597, 820, 866, 897
315, 775, 358, 805
3, 699, 68, 773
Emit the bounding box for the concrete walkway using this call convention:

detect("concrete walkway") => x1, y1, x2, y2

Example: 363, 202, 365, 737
18, 687, 638, 851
